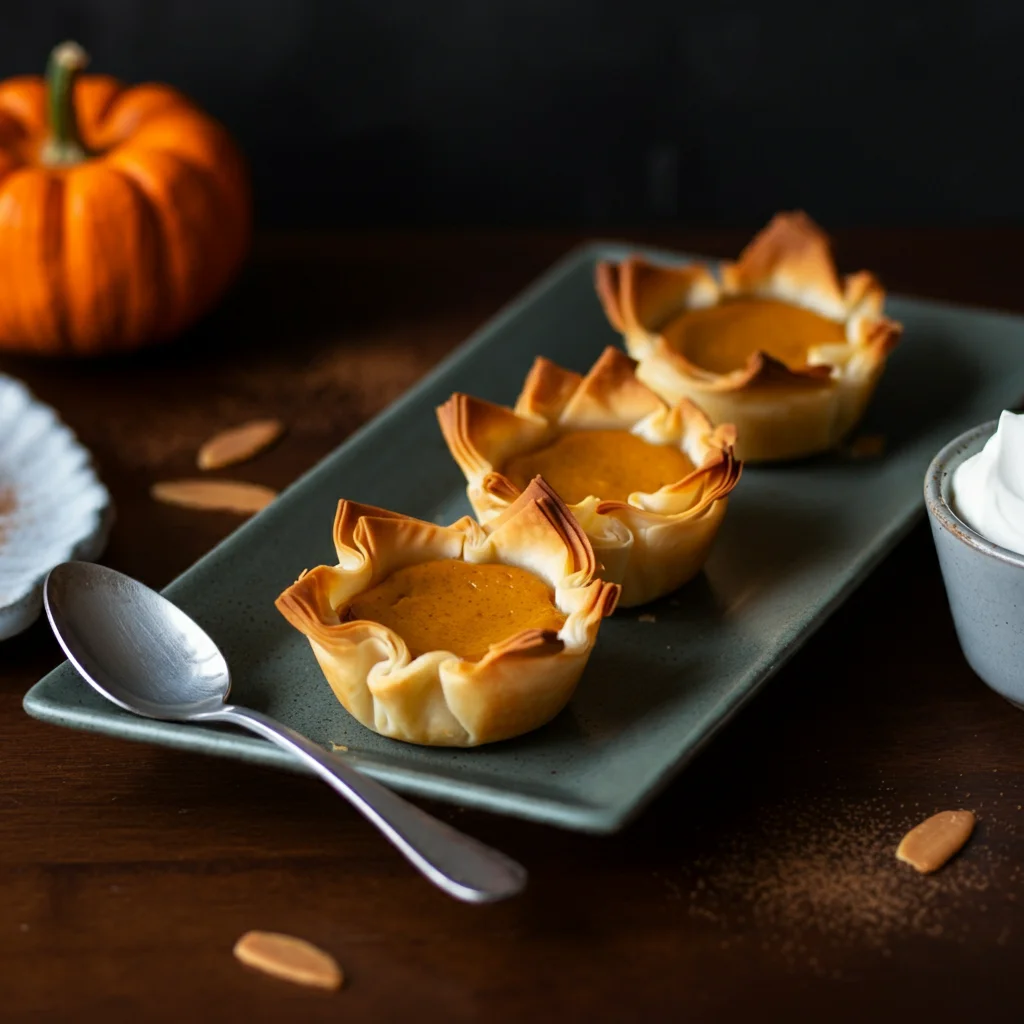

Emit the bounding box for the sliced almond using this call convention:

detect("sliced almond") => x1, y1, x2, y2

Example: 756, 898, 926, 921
233, 930, 343, 990
896, 810, 975, 874
151, 479, 276, 515
198, 419, 283, 470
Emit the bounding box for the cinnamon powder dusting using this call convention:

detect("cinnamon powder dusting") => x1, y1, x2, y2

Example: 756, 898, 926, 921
0, 486, 15, 546
678, 796, 1019, 973
95, 338, 445, 470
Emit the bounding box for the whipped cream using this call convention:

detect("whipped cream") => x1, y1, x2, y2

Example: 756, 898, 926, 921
951, 410, 1024, 556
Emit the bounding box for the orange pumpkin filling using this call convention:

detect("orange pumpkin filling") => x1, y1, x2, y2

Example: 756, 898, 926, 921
667, 297, 847, 375
347, 559, 565, 661
502, 429, 694, 505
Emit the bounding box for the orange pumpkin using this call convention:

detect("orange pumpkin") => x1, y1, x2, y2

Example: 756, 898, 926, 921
0, 42, 251, 355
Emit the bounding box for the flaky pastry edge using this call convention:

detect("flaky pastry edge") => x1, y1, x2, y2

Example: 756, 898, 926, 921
595, 211, 902, 461
437, 346, 741, 607
275, 478, 619, 747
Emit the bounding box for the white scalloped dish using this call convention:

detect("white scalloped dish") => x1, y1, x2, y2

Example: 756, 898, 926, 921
0, 375, 112, 640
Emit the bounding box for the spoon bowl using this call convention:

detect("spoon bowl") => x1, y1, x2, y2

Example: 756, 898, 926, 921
44, 561, 527, 904
45, 561, 230, 720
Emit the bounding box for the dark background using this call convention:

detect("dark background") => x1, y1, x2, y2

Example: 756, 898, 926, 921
5, 0, 1023, 229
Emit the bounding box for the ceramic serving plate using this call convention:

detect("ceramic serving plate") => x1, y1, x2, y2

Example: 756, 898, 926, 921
23, 244, 1024, 832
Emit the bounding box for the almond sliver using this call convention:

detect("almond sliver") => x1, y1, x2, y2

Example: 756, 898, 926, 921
233, 930, 343, 990
151, 479, 276, 514
896, 810, 975, 874
198, 419, 283, 470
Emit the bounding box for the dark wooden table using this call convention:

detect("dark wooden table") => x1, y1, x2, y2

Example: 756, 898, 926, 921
3, 229, 1024, 1023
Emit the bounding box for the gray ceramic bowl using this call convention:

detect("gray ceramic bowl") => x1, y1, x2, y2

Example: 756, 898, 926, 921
925, 419, 1024, 707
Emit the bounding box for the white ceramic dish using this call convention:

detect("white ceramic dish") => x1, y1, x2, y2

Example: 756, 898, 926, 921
0, 374, 112, 640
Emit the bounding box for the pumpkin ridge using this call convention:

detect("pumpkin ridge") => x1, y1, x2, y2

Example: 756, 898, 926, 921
112, 111, 251, 270
101, 85, 197, 140
110, 122, 242, 223
45, 173, 70, 352
0, 96, 36, 141
117, 137, 212, 177
105, 164, 169, 349
93, 165, 128, 350
61, 165, 120, 353
107, 149, 223, 333
0, 80, 46, 139
0, 136, 23, 188
119, 124, 238, 196
90, 80, 127, 138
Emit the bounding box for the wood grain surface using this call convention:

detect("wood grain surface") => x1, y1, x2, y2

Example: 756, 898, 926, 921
3, 230, 1024, 1023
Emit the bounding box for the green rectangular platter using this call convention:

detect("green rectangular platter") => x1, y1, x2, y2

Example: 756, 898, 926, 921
23, 243, 1024, 833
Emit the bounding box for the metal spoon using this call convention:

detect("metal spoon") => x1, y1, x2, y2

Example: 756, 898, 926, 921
43, 561, 527, 904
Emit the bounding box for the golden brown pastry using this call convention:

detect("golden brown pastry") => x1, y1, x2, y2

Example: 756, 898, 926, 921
596, 211, 902, 462
438, 347, 740, 607
275, 478, 619, 747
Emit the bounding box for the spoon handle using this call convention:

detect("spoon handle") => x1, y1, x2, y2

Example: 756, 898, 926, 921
207, 704, 527, 904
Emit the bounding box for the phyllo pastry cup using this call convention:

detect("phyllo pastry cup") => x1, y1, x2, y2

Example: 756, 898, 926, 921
437, 346, 741, 608
596, 211, 903, 462
275, 478, 619, 748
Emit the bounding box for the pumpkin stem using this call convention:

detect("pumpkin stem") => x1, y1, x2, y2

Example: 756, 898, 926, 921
41, 41, 91, 167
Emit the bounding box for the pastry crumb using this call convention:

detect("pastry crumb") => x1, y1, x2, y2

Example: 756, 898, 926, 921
844, 434, 886, 460
638, 613, 657, 623
329, 742, 349, 752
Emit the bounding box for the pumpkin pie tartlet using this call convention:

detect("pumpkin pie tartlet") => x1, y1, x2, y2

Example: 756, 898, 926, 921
275, 478, 619, 747
437, 347, 741, 607
596, 211, 902, 462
